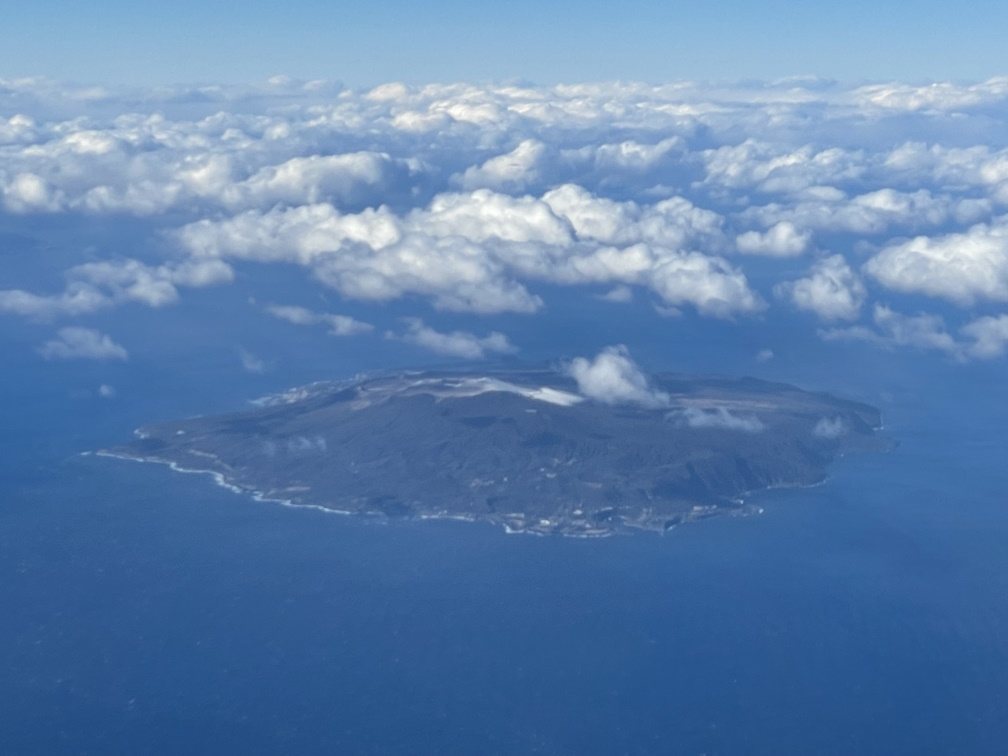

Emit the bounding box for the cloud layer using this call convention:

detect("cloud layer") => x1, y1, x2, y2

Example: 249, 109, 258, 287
5, 76, 1008, 362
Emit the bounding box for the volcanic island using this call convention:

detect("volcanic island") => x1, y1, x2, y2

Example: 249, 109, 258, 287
100, 367, 890, 537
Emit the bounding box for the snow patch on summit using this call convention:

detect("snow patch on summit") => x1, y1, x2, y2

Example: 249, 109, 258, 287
410, 377, 585, 406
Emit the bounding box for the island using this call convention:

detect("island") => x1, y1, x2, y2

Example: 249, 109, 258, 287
100, 367, 891, 537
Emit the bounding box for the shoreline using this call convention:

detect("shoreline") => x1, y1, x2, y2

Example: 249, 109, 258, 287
92, 447, 774, 539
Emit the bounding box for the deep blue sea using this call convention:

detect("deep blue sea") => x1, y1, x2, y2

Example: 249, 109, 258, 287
4, 345, 1008, 754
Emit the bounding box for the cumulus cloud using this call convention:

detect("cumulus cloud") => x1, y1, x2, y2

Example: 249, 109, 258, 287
0, 284, 109, 319
865, 219, 1008, 306
237, 348, 267, 374
542, 184, 725, 248
598, 285, 634, 303
2, 172, 62, 212
0, 258, 232, 320
670, 406, 765, 432
567, 345, 669, 408
393, 318, 517, 359
177, 185, 760, 317
740, 189, 972, 237
701, 140, 865, 195
457, 139, 545, 191
736, 221, 810, 256
822, 305, 1008, 361
265, 304, 373, 336
221, 152, 411, 210
820, 305, 960, 356
960, 315, 1008, 359
9, 76, 1008, 362
852, 78, 1008, 112
775, 255, 867, 321
38, 327, 128, 360
812, 416, 846, 439
589, 137, 682, 172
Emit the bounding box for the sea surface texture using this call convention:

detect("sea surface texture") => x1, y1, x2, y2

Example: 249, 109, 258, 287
3, 358, 1008, 754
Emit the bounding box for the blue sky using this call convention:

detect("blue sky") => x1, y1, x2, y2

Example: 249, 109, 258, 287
3, 0, 1008, 85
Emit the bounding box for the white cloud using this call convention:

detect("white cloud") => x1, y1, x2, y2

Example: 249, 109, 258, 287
736, 221, 810, 256
821, 306, 1008, 361
0, 258, 232, 320
98, 383, 116, 398
9, 77, 1008, 361
177, 185, 760, 317
238, 348, 267, 374
567, 345, 669, 408
647, 249, 764, 317
812, 416, 846, 439
394, 318, 517, 359
960, 315, 1008, 359
740, 189, 969, 236
701, 140, 865, 195
598, 285, 634, 303
222, 152, 410, 210
542, 184, 725, 248
264, 304, 319, 326
590, 137, 682, 171
670, 407, 764, 433
820, 305, 960, 356
775, 255, 866, 321
0, 284, 110, 319
418, 189, 572, 245
265, 304, 373, 336
457, 139, 545, 191
2, 172, 62, 212
865, 219, 1008, 306
38, 327, 128, 360
851, 78, 1008, 112
756, 348, 774, 362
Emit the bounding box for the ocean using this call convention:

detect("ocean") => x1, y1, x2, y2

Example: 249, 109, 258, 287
3, 357, 1008, 754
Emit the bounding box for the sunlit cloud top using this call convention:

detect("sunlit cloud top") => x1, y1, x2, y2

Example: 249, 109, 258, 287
5, 76, 1008, 362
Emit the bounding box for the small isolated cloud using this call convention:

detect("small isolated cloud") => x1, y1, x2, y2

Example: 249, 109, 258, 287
238, 348, 267, 374
98, 384, 116, 398
567, 345, 669, 408
670, 406, 765, 433
598, 285, 634, 303
736, 221, 810, 256
38, 327, 128, 361
756, 348, 774, 362
775, 254, 866, 321
813, 416, 846, 439
394, 318, 517, 359
265, 304, 373, 336
961, 314, 1008, 359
